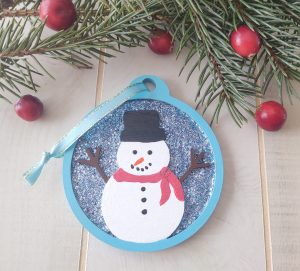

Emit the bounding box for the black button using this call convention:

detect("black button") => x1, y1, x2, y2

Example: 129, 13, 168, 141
141, 187, 146, 191
141, 209, 147, 215
145, 166, 148, 170
141, 168, 144, 171
141, 197, 147, 203
136, 167, 140, 171
149, 163, 152, 166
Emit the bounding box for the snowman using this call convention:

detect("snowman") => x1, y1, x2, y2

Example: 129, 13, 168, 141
78, 110, 209, 243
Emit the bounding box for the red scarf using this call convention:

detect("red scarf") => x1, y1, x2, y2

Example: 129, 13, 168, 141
114, 167, 184, 206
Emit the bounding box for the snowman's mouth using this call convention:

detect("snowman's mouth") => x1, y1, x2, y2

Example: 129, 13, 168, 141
130, 162, 152, 172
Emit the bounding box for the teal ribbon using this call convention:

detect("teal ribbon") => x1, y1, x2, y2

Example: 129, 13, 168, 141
24, 82, 148, 185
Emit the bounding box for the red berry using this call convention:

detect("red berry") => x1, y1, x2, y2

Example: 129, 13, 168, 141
14, 95, 44, 122
148, 31, 174, 55
230, 25, 261, 58
255, 101, 287, 131
39, 0, 77, 31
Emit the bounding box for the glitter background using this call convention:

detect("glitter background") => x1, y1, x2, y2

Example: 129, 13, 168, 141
71, 99, 216, 237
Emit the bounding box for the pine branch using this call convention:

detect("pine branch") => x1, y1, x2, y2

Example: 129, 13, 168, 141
0, 0, 161, 99
166, 0, 259, 126
229, 0, 300, 104
0, 0, 299, 126
167, 0, 300, 125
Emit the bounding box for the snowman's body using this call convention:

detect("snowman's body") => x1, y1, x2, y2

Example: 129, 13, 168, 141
101, 177, 184, 243
101, 139, 185, 243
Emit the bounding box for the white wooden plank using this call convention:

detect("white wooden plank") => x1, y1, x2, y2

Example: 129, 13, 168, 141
262, 80, 300, 271
85, 47, 266, 271
0, 57, 98, 271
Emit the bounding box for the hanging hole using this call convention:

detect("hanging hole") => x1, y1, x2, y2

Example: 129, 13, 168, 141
143, 78, 156, 92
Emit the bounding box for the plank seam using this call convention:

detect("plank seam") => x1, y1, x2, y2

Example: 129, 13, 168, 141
257, 97, 274, 271
78, 228, 90, 271
78, 54, 106, 271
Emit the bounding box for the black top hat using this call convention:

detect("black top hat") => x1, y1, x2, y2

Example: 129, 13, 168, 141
120, 110, 166, 142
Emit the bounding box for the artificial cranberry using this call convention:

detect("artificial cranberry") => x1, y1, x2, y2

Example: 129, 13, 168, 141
39, 0, 77, 31
255, 101, 287, 131
148, 31, 174, 55
14, 95, 44, 122
230, 25, 261, 58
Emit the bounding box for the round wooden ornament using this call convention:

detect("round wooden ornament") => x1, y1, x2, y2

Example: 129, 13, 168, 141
62, 75, 223, 251
25, 75, 223, 252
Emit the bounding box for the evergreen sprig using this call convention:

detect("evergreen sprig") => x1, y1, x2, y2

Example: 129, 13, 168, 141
0, 0, 300, 126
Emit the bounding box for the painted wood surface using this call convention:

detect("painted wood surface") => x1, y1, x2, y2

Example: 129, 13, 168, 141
0, 57, 99, 271
0, 45, 299, 271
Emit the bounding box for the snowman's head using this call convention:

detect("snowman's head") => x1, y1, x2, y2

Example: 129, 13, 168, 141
116, 140, 170, 175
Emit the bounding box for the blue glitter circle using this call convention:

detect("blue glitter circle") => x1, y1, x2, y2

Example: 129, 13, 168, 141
71, 99, 215, 236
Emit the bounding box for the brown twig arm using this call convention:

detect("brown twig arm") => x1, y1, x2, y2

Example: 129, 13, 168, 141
180, 149, 210, 182
77, 147, 109, 182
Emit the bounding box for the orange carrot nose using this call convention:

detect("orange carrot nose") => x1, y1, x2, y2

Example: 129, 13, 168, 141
134, 157, 144, 166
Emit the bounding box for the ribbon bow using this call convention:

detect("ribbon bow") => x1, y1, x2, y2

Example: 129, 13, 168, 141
24, 83, 147, 185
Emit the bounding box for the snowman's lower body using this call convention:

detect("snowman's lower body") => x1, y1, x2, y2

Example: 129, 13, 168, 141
101, 178, 184, 243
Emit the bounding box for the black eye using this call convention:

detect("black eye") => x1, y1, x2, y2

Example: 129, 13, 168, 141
133, 150, 137, 155
147, 150, 152, 155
